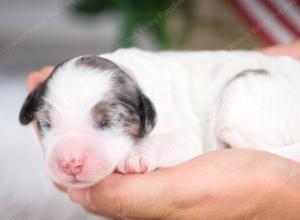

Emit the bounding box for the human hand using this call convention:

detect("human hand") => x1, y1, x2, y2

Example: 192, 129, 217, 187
67, 149, 300, 219
258, 39, 300, 60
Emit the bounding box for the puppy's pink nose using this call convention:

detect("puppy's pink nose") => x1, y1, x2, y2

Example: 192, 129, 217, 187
59, 158, 84, 176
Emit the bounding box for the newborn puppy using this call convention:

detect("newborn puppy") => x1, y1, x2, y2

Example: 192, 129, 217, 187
19, 48, 300, 188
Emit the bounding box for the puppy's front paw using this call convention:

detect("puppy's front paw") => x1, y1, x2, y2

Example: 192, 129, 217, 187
116, 153, 155, 174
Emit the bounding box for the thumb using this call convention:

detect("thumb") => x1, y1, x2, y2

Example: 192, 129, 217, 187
68, 171, 174, 219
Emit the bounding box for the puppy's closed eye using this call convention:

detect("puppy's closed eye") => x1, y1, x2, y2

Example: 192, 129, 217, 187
36, 108, 52, 135
91, 104, 112, 129
92, 100, 137, 131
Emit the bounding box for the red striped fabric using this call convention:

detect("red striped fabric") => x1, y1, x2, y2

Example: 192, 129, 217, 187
230, 0, 300, 45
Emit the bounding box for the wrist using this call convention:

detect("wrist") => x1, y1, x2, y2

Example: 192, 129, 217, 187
251, 158, 300, 219
173, 151, 300, 219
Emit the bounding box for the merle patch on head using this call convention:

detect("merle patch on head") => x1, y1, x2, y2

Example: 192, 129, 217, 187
78, 55, 157, 137
226, 69, 269, 87
76, 55, 120, 71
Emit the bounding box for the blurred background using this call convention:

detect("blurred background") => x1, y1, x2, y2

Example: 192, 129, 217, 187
2, 0, 300, 74
1, 0, 300, 219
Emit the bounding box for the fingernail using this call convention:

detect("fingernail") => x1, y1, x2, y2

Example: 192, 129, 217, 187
68, 188, 91, 206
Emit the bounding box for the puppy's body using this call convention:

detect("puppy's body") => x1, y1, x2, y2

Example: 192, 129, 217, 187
20, 48, 300, 187
103, 48, 300, 151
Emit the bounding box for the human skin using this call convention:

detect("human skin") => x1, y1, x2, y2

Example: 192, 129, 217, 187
257, 39, 300, 60
27, 41, 300, 219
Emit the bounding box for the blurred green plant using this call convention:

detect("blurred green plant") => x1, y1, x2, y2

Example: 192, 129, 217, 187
71, 0, 182, 48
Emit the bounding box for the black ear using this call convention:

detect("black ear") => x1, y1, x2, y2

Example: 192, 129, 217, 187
19, 59, 70, 125
19, 79, 49, 125
137, 90, 157, 136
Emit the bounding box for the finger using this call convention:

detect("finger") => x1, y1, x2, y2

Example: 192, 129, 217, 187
257, 40, 300, 60
53, 182, 67, 193
68, 172, 173, 219
68, 188, 90, 206
258, 45, 297, 55
69, 188, 121, 218
89, 172, 174, 219
83, 205, 118, 219
27, 71, 49, 93
40, 65, 54, 74
27, 72, 43, 93
83, 206, 148, 220
27, 66, 54, 93
32, 121, 42, 141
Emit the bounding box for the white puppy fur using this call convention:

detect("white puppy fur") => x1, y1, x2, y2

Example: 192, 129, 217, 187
19, 48, 300, 188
